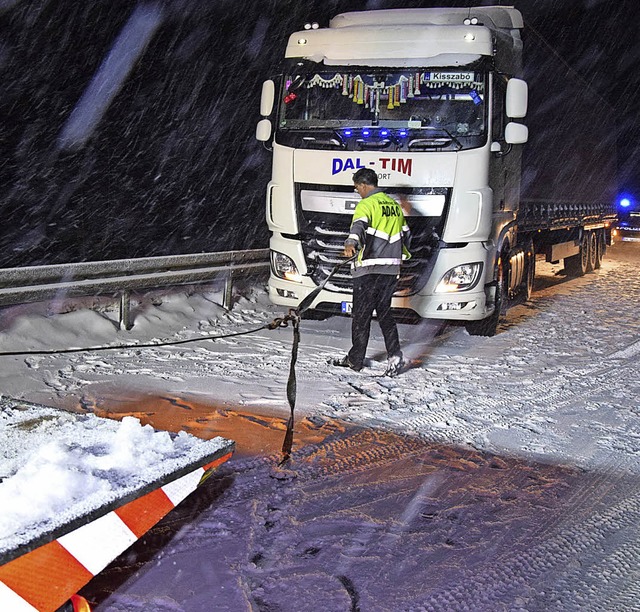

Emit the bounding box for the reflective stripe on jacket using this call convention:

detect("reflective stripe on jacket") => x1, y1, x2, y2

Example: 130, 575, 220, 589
345, 189, 411, 277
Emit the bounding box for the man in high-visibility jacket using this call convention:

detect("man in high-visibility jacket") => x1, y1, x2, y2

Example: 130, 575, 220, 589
332, 167, 411, 376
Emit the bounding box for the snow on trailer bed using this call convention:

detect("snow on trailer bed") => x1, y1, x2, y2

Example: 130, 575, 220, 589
0, 397, 234, 612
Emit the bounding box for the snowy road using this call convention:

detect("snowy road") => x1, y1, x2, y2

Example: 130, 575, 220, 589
1, 242, 640, 610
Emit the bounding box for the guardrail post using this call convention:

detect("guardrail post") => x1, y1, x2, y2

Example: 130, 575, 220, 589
223, 270, 234, 310
119, 290, 132, 330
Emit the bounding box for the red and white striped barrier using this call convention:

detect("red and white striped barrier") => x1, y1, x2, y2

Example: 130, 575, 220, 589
0, 451, 232, 612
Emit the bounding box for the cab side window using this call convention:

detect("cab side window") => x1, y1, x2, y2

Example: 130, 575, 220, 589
492, 74, 507, 142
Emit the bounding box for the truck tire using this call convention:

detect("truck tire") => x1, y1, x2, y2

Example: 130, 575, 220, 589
586, 231, 598, 272
465, 255, 506, 337
523, 239, 535, 301
564, 233, 589, 277
594, 230, 605, 269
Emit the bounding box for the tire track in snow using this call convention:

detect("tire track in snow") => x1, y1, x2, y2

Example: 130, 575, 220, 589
206, 422, 636, 612
608, 339, 640, 360
320, 321, 640, 473
209, 427, 566, 611
402, 475, 640, 611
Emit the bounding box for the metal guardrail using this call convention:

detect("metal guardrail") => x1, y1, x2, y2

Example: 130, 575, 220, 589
0, 249, 270, 329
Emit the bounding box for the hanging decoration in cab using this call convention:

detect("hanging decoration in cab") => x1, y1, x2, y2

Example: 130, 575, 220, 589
290, 71, 485, 115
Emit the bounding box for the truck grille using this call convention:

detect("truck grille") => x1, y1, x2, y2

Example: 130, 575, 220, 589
296, 185, 448, 295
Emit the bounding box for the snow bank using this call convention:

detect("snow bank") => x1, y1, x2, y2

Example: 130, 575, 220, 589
0, 399, 231, 559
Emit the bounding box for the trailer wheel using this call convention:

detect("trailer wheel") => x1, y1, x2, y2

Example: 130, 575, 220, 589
564, 233, 589, 277
523, 240, 535, 301
586, 231, 598, 272
594, 230, 605, 269
465, 254, 506, 337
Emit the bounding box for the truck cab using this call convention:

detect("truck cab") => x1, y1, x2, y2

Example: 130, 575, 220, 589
257, 7, 534, 336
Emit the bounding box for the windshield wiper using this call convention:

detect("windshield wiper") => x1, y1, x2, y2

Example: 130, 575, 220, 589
356, 136, 394, 151
300, 130, 346, 150
408, 128, 463, 151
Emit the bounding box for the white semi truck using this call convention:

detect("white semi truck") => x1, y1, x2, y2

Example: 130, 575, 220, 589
256, 6, 617, 336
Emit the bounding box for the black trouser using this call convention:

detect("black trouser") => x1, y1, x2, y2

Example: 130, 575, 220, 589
347, 273, 401, 368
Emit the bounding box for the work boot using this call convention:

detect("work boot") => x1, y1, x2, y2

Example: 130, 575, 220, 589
330, 356, 362, 372
384, 354, 404, 377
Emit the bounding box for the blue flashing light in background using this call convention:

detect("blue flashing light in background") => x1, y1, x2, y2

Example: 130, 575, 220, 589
617, 194, 635, 210
362, 129, 370, 137
344, 129, 352, 137
399, 130, 408, 137
380, 129, 389, 137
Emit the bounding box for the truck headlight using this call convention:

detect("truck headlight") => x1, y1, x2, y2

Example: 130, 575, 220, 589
271, 251, 303, 283
435, 262, 483, 292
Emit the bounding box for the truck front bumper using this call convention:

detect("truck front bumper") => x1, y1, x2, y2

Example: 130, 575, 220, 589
268, 238, 495, 322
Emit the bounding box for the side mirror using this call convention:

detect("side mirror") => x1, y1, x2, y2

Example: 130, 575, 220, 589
260, 80, 276, 117
256, 118, 273, 142
506, 78, 528, 118
505, 122, 529, 145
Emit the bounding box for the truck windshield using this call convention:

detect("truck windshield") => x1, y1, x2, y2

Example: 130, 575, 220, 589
278, 69, 487, 149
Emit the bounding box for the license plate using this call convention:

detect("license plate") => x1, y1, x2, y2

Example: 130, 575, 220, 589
341, 301, 353, 314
